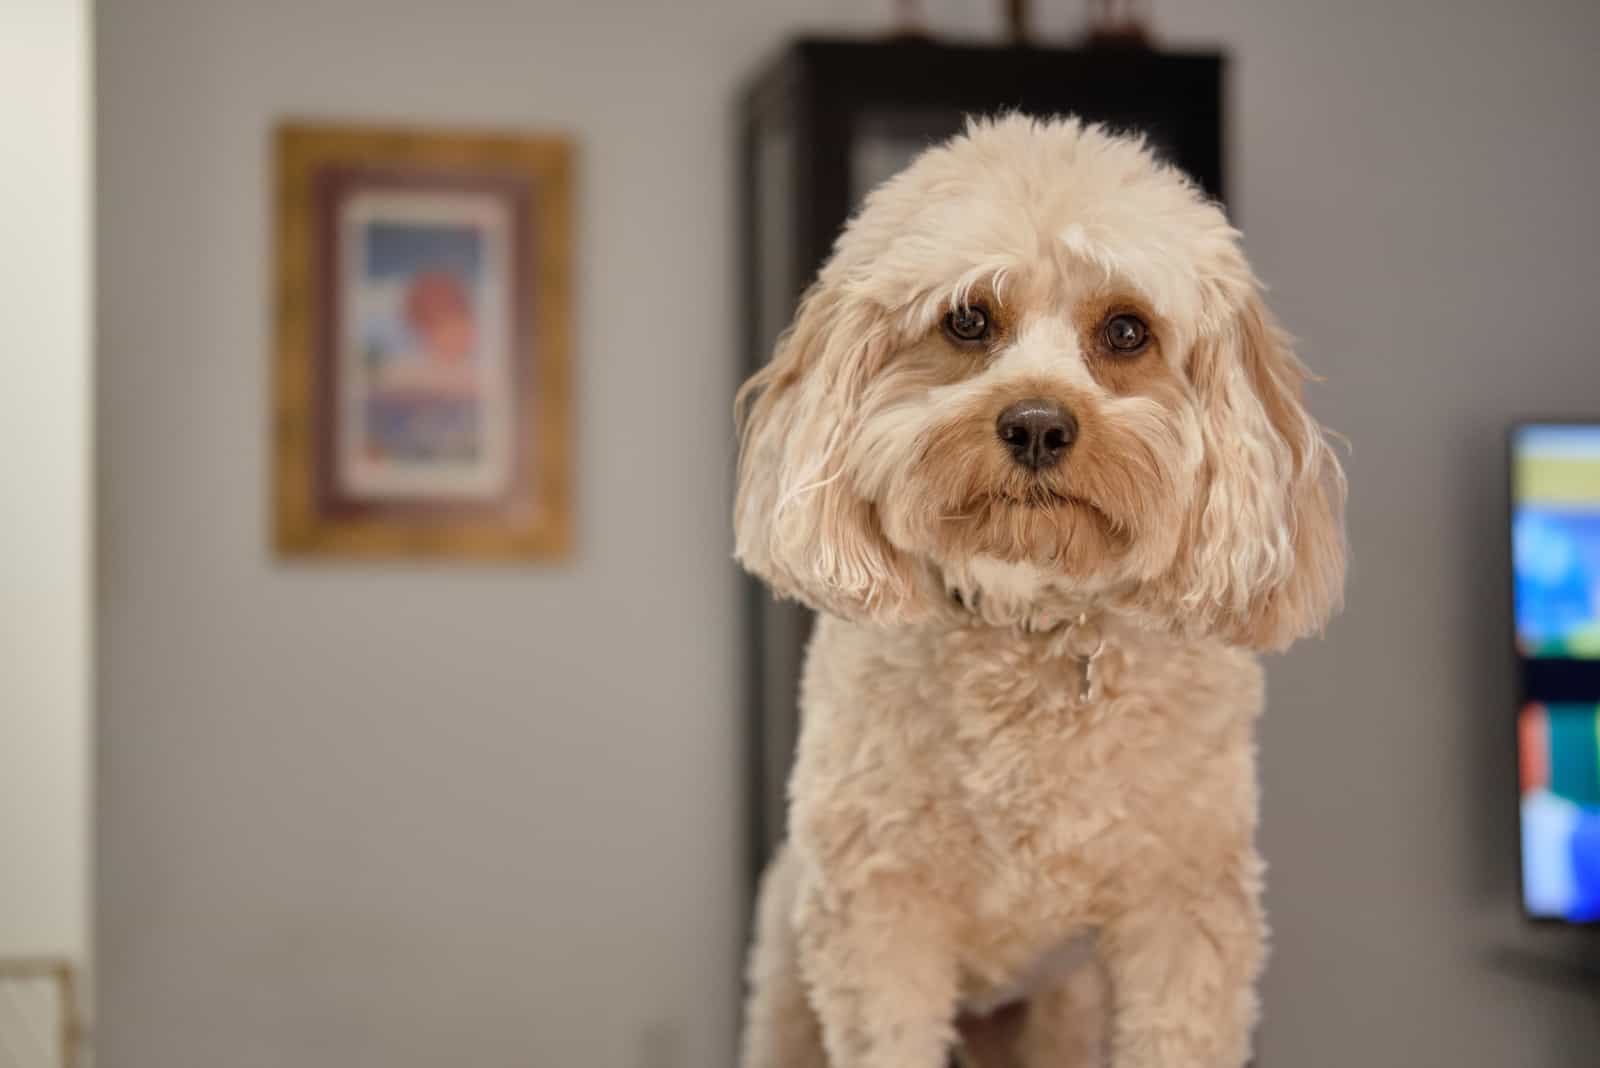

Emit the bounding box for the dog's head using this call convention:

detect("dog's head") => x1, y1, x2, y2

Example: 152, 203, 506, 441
735, 116, 1345, 650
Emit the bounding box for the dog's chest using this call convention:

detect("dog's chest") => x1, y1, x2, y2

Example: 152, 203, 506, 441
932, 634, 1162, 852
791, 617, 1266, 1030
797, 619, 1258, 903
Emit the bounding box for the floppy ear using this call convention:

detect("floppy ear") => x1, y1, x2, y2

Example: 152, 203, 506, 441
734, 283, 933, 622
1179, 289, 1347, 651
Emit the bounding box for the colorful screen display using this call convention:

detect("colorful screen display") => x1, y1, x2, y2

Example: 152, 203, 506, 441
1513, 424, 1600, 922
1513, 425, 1600, 657
1520, 703, 1600, 921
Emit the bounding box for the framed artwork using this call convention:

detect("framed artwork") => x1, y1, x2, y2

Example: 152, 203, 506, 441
274, 122, 573, 558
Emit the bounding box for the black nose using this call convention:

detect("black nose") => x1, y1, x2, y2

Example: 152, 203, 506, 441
996, 398, 1077, 470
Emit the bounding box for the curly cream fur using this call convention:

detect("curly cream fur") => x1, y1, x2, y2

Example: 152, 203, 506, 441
736, 116, 1347, 1068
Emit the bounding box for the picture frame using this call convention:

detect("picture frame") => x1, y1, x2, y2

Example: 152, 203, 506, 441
273, 122, 573, 559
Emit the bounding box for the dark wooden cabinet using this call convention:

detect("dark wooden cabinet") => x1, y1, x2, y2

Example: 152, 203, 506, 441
736, 37, 1226, 889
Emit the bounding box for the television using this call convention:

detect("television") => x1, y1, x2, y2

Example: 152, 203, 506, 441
1512, 422, 1600, 923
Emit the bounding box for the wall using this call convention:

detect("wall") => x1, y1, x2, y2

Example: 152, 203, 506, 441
1158, 0, 1600, 1064
93, 2, 875, 1066
0, 0, 91, 967
96, 3, 1600, 1068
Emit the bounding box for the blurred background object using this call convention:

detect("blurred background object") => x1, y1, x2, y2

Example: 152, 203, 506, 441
1, 0, 1598, 1066
270, 124, 575, 561
0, 960, 86, 1068
1510, 425, 1600, 926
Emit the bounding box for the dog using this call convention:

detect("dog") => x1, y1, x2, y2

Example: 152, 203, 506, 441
732, 115, 1346, 1068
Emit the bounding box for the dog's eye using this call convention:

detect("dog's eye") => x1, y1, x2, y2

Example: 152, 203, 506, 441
944, 305, 991, 343
1102, 313, 1149, 354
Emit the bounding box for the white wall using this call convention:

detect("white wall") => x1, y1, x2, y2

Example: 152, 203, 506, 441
0, 0, 92, 967
95, 1, 1600, 1067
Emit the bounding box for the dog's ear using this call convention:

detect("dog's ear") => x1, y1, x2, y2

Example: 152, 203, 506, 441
734, 282, 932, 622
1177, 288, 1347, 651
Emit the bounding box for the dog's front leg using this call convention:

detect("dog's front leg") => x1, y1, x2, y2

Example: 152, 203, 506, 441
1100, 881, 1264, 1068
796, 877, 959, 1068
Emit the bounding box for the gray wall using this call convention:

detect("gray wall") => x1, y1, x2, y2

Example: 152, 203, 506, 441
1159, 0, 1600, 1063
97, 2, 1600, 1068
94, 1, 873, 1065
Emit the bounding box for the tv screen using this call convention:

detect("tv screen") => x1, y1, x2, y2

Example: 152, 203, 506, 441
1512, 423, 1600, 922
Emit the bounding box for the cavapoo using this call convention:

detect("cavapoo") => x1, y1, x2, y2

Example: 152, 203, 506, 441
733, 115, 1346, 1068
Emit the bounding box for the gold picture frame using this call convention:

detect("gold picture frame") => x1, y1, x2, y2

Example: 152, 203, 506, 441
273, 122, 572, 559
